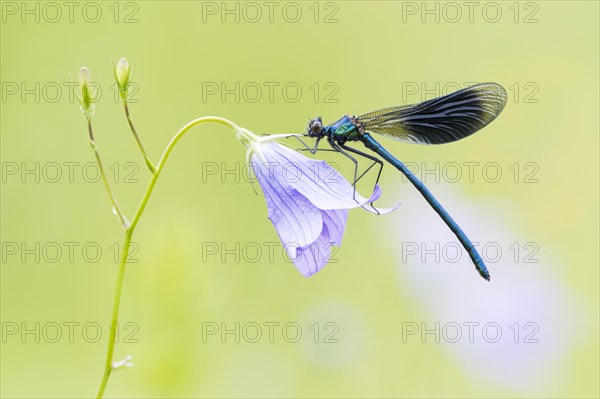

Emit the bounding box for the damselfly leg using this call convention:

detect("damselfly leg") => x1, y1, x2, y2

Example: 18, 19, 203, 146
326, 140, 383, 213
328, 140, 359, 200
338, 144, 384, 214
291, 135, 322, 154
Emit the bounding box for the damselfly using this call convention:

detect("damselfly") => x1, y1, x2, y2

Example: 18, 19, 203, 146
303, 82, 507, 281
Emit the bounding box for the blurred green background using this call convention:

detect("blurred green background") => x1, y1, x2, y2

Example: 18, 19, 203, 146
1, 1, 598, 398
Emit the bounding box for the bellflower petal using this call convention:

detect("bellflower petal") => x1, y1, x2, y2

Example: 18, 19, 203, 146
239, 134, 398, 277
263, 142, 370, 209
361, 184, 401, 215
322, 209, 348, 246
292, 222, 334, 277
253, 159, 323, 252
262, 142, 399, 214
287, 209, 348, 277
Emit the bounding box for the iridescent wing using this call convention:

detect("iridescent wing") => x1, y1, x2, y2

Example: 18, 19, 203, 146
357, 83, 507, 145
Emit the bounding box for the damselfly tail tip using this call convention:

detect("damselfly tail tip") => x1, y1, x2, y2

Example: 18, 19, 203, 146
482, 273, 491, 282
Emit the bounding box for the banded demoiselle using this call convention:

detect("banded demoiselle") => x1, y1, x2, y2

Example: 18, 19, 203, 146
304, 82, 507, 281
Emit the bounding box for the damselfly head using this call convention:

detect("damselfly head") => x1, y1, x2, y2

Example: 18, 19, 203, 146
307, 117, 323, 137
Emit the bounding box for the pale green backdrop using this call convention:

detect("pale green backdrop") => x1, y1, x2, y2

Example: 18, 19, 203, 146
1, 1, 598, 398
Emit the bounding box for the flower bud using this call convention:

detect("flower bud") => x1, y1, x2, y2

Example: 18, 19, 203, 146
114, 57, 133, 100
78, 66, 91, 86
78, 66, 96, 120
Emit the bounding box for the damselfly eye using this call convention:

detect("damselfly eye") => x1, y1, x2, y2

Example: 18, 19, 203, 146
308, 118, 323, 136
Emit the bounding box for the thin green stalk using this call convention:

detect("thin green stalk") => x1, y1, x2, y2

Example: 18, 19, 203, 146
96, 230, 132, 399
95, 116, 240, 399
88, 120, 129, 229
122, 102, 157, 174
128, 116, 240, 231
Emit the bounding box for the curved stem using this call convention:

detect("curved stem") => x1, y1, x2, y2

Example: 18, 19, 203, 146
88, 120, 129, 229
128, 116, 240, 232
95, 116, 240, 399
123, 102, 157, 174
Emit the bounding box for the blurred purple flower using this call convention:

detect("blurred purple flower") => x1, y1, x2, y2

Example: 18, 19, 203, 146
247, 140, 398, 277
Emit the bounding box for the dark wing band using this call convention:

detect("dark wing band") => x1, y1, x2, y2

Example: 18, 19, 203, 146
357, 83, 507, 145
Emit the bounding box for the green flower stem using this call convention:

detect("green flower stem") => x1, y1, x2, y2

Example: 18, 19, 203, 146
95, 229, 131, 399
87, 120, 129, 229
122, 101, 157, 174
129, 116, 241, 231
95, 116, 241, 399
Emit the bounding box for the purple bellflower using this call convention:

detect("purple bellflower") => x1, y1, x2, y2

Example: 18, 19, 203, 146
237, 128, 398, 277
